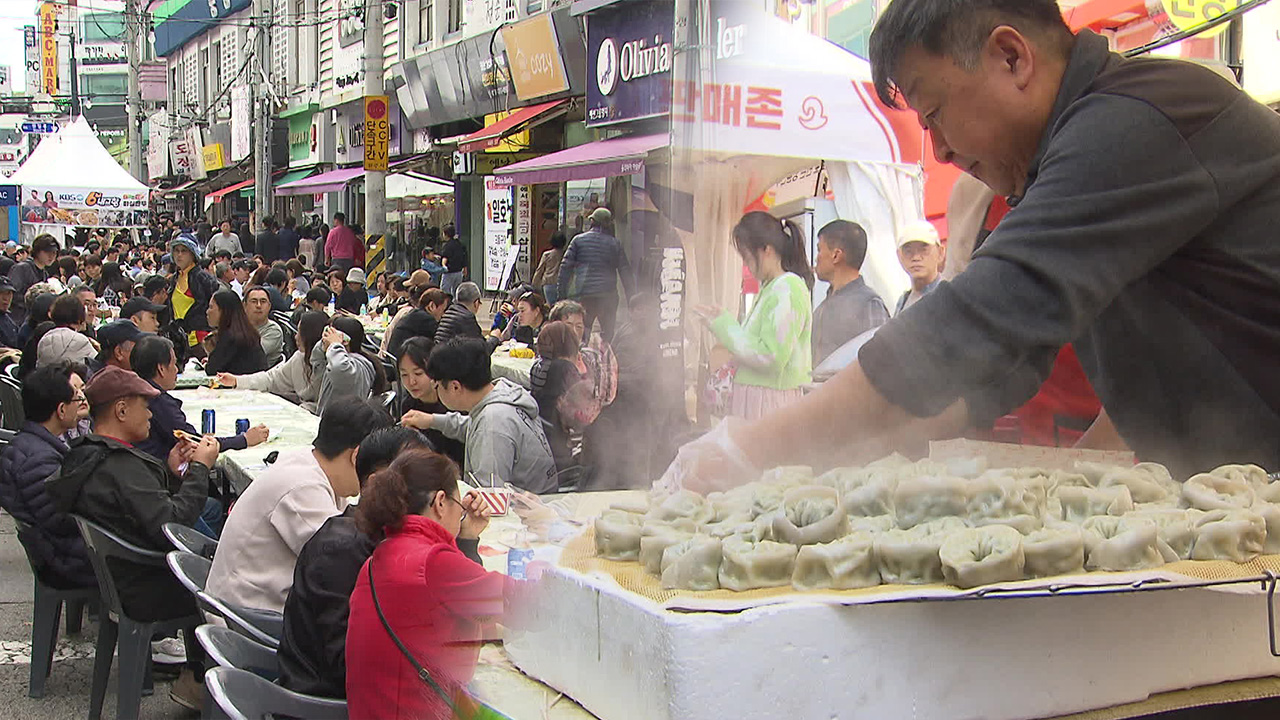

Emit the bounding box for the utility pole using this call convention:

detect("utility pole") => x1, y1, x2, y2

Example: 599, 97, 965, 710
68, 28, 80, 117
253, 0, 273, 225
363, 0, 386, 249
125, 0, 143, 180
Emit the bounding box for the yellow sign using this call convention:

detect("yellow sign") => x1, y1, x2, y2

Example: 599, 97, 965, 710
363, 95, 389, 172
1153, 0, 1241, 39
500, 14, 570, 101
482, 111, 531, 153
39, 2, 58, 95
202, 143, 226, 172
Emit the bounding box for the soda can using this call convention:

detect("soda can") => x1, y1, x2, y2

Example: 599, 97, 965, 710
201, 409, 216, 435
235, 418, 250, 435
507, 548, 535, 580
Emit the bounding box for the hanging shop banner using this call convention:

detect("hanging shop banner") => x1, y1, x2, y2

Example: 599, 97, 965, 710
79, 42, 128, 74
24, 26, 39, 92
202, 143, 226, 172
147, 111, 169, 181
186, 126, 207, 180
483, 177, 514, 291
19, 186, 149, 228
39, 2, 58, 95
364, 95, 390, 171
170, 135, 198, 177
501, 14, 571, 101
231, 85, 252, 162
586, 0, 674, 126
515, 184, 532, 280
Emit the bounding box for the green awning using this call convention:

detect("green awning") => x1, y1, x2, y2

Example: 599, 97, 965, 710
240, 169, 316, 197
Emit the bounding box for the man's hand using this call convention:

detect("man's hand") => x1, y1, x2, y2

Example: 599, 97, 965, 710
191, 435, 220, 468
167, 438, 195, 476
215, 372, 238, 388
401, 410, 434, 430
458, 491, 491, 539
243, 424, 270, 447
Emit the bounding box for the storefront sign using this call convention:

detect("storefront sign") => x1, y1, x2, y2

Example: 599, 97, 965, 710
483, 178, 514, 291
515, 184, 532, 278
24, 26, 39, 92
147, 111, 169, 180
1243, 0, 1280, 105
336, 99, 401, 165
202, 143, 226, 172
364, 95, 390, 171
170, 136, 197, 177
586, 0, 674, 126
501, 14, 571, 101
1149, 0, 1240, 39
19, 185, 149, 228
287, 112, 316, 163
231, 85, 251, 161
186, 126, 207, 180
79, 43, 128, 74
39, 2, 58, 95
468, 0, 515, 37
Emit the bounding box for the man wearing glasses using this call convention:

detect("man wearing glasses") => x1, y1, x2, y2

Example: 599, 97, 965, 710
0, 363, 97, 590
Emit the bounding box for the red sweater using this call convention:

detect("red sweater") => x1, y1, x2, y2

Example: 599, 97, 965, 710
345, 516, 512, 720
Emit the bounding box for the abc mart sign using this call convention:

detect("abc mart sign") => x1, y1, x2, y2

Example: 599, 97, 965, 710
585, 0, 674, 127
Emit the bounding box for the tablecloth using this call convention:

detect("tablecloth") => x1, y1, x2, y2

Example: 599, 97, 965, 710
491, 354, 535, 389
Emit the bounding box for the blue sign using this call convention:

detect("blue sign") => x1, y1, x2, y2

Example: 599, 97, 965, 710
0, 186, 17, 208
585, 0, 674, 127
20, 122, 58, 134
154, 0, 252, 57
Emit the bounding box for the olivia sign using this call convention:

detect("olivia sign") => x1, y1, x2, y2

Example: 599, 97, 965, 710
586, 0, 674, 127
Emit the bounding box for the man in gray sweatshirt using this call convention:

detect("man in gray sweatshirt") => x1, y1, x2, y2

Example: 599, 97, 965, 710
408, 337, 558, 494
666, 0, 1280, 488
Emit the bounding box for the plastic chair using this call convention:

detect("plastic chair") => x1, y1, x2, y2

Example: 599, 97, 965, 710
199, 592, 284, 649
12, 518, 97, 698
0, 378, 24, 430
73, 515, 201, 720
163, 521, 218, 558
0, 427, 17, 445
205, 666, 348, 720
165, 551, 220, 620
275, 319, 297, 358
195, 624, 278, 680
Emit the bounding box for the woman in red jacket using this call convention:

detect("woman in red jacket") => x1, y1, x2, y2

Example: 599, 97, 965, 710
346, 448, 510, 719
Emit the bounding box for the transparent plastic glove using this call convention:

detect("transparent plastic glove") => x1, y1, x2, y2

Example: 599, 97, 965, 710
655, 418, 759, 495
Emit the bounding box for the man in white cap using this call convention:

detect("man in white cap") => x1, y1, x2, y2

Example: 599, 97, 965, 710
894, 220, 945, 314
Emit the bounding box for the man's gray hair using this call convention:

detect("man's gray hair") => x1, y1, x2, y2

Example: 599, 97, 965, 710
869, 0, 1073, 107
455, 281, 482, 305
549, 299, 584, 323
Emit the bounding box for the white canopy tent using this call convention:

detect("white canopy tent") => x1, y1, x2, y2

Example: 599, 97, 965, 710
386, 173, 453, 199
10, 116, 150, 243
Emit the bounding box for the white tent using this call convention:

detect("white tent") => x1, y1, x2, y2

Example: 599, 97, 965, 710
11, 116, 150, 240
386, 173, 453, 199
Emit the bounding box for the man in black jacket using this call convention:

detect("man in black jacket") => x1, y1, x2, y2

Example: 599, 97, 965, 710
255, 216, 281, 264
0, 364, 95, 589
277, 216, 300, 261
433, 281, 484, 347
557, 207, 633, 342
0, 277, 21, 348
386, 287, 447, 357
46, 366, 220, 710
277, 427, 486, 698
439, 223, 469, 295
8, 233, 58, 326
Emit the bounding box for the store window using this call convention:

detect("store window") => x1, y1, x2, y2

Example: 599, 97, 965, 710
81, 12, 124, 43
566, 179, 608, 236
82, 73, 128, 100
418, 0, 434, 45
447, 0, 463, 34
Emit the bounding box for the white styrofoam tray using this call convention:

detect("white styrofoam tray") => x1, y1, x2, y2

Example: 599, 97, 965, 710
504, 566, 1280, 720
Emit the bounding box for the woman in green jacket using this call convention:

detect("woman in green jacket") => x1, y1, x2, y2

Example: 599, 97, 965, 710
697, 211, 814, 420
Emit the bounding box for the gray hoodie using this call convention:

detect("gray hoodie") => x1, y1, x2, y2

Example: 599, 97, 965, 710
431, 379, 558, 495
312, 343, 376, 416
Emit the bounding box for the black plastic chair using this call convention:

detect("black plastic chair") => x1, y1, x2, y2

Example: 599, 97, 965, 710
0, 378, 24, 430
163, 521, 218, 559
195, 624, 278, 681
205, 666, 348, 720
165, 551, 219, 620
274, 318, 297, 358
12, 518, 97, 698
74, 515, 202, 720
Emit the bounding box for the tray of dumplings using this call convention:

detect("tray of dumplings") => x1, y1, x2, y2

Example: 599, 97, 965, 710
559, 451, 1280, 612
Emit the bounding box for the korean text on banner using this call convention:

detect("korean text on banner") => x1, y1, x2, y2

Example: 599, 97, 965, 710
19, 186, 149, 228
364, 95, 390, 171
484, 177, 514, 291
39, 2, 58, 95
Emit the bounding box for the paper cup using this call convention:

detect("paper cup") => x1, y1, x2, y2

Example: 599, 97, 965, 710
478, 487, 511, 517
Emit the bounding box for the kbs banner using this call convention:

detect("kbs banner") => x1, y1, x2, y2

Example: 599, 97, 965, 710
363, 95, 390, 171
19, 186, 149, 228
39, 2, 58, 95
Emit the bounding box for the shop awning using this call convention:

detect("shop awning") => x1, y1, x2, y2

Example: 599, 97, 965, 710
161, 180, 197, 196
494, 133, 668, 185
240, 168, 316, 197
275, 166, 365, 196
205, 178, 255, 204
387, 173, 453, 199
457, 100, 569, 153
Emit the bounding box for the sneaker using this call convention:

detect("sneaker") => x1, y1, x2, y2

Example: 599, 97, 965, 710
169, 668, 204, 711
150, 637, 186, 665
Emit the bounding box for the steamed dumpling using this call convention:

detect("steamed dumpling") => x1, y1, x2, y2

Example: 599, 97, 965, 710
792, 532, 880, 591
967, 475, 1046, 525
772, 486, 849, 545
1128, 508, 1201, 560
1251, 501, 1280, 554
639, 526, 693, 575
1209, 464, 1269, 490
648, 489, 714, 526
1191, 509, 1266, 562
939, 525, 1025, 589
1055, 485, 1134, 524
1082, 516, 1164, 571
1099, 467, 1172, 504
876, 517, 967, 585
719, 536, 799, 591
1183, 473, 1255, 511
660, 535, 723, 591
761, 465, 814, 486
594, 511, 645, 561
893, 475, 969, 529
1023, 522, 1086, 577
